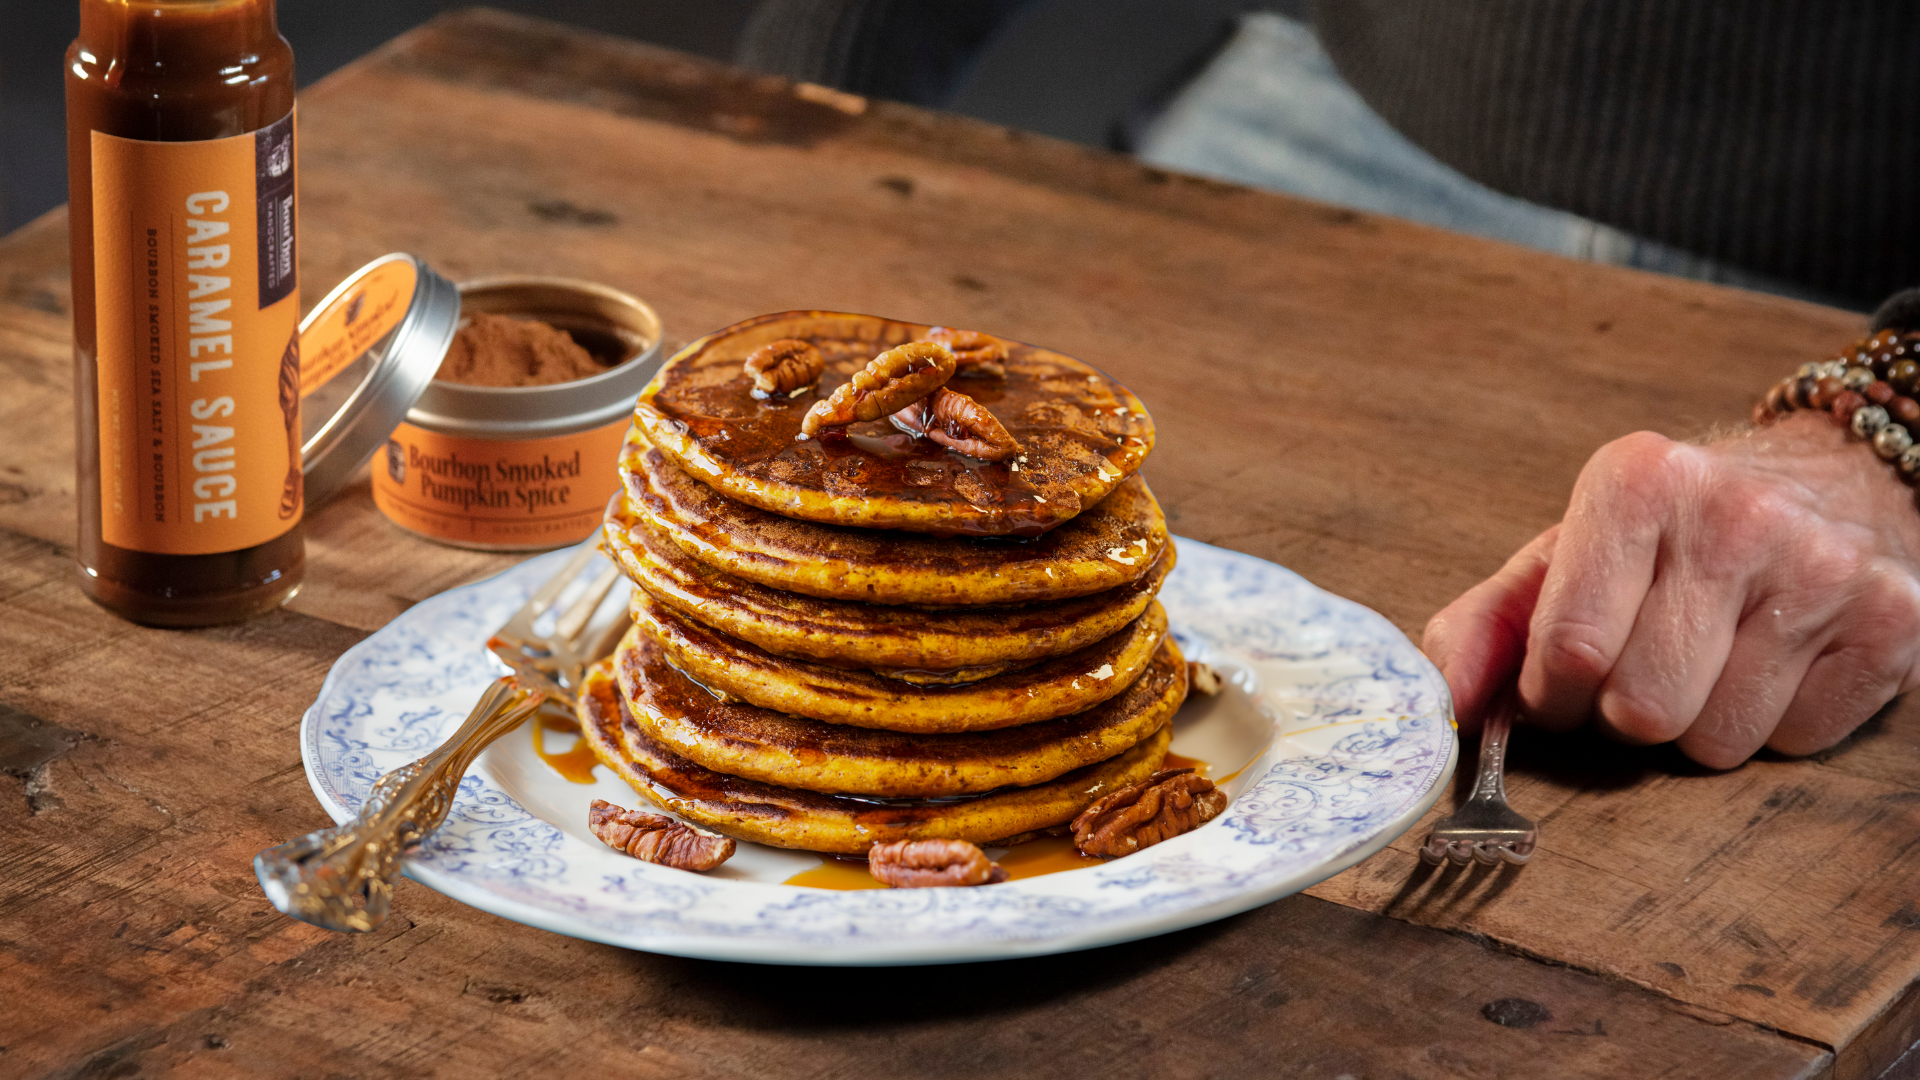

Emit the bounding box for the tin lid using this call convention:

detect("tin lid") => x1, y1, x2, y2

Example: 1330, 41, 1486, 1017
297, 253, 461, 508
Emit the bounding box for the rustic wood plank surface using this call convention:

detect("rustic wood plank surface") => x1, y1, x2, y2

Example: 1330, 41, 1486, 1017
0, 8, 1909, 1077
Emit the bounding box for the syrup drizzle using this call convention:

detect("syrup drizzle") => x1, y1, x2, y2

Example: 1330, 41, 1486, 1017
532, 715, 601, 784
780, 752, 1214, 889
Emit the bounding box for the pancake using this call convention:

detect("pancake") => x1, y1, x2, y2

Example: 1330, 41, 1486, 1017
621, 428, 1168, 606
632, 311, 1155, 536
576, 655, 1174, 854
616, 628, 1186, 796
605, 491, 1176, 678
635, 591, 1171, 732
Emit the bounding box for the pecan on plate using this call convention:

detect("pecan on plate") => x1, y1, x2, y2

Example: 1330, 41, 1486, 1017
1072, 768, 1228, 858
744, 338, 825, 398
868, 838, 1008, 888
922, 327, 1007, 379
890, 386, 1022, 461
1187, 661, 1223, 696
798, 342, 956, 437
588, 799, 735, 871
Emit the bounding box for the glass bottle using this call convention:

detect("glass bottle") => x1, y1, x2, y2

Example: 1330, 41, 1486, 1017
66, 0, 303, 626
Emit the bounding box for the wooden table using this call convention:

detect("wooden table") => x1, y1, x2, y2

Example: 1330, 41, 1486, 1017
1, 11, 1910, 1078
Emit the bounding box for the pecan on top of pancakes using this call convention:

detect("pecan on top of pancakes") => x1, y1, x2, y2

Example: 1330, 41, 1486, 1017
922, 327, 1008, 379
636, 311, 1155, 536
890, 386, 1022, 461
744, 338, 825, 399
798, 341, 955, 437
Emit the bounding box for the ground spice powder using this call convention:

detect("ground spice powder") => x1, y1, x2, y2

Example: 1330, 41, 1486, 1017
436, 311, 609, 387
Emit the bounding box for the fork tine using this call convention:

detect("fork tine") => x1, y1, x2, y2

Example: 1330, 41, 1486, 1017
554, 562, 621, 646
581, 599, 630, 660
505, 528, 605, 634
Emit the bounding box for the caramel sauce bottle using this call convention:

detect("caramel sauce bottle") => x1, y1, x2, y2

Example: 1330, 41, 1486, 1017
66, 0, 304, 626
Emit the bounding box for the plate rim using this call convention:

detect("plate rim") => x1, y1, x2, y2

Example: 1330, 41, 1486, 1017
298, 536, 1457, 966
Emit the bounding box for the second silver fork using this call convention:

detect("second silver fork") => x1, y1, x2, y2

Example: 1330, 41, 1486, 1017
1421, 689, 1538, 866
253, 531, 629, 931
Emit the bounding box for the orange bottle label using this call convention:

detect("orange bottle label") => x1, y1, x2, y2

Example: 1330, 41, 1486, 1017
371, 419, 630, 549
91, 110, 300, 555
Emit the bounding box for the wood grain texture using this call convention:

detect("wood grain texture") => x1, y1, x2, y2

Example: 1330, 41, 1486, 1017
0, 8, 1905, 1076
0, 524, 1825, 1078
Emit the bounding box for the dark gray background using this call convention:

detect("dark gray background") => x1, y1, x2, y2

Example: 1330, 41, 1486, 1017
0, 0, 1278, 235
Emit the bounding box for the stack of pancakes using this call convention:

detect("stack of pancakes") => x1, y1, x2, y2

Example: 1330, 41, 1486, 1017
577, 311, 1186, 855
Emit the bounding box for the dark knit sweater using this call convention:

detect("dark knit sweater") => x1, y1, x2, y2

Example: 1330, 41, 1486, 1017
740, 0, 1919, 305
1311, 0, 1920, 305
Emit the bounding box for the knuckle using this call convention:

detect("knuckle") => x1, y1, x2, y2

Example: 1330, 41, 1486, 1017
1857, 566, 1920, 640
1421, 608, 1458, 657
1774, 652, 1902, 757
1577, 432, 1696, 525
1680, 731, 1758, 770
1787, 530, 1872, 597
1708, 483, 1794, 554
1598, 685, 1690, 745
1528, 617, 1616, 687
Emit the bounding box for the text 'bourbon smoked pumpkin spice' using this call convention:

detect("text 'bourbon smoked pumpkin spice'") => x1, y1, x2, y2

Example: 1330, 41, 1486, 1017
369, 278, 662, 550
292, 262, 662, 552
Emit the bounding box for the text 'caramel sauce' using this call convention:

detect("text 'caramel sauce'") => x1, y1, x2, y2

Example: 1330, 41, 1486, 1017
67, 0, 304, 626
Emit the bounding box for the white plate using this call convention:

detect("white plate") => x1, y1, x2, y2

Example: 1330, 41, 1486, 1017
302, 537, 1457, 965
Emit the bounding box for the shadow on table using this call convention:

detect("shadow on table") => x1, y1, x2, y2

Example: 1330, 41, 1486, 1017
1374, 721, 1718, 921
623, 914, 1238, 1027
1371, 701, 1913, 923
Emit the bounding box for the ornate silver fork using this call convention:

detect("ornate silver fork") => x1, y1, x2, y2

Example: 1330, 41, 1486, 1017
1420, 689, 1538, 866
254, 530, 628, 931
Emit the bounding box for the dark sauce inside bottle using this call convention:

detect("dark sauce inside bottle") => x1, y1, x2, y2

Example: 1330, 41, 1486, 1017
67, 0, 303, 626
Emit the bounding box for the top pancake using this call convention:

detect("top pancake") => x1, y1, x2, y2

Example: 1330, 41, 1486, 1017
632, 311, 1156, 536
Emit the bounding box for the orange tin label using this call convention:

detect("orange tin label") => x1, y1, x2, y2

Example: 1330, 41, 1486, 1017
298, 256, 417, 395
371, 419, 630, 549
91, 110, 300, 555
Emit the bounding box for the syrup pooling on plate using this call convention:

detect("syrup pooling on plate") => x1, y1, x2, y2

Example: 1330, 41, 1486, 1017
781, 836, 1106, 889
533, 715, 602, 784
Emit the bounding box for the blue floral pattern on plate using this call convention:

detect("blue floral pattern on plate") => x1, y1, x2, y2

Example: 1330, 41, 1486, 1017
301, 537, 1456, 964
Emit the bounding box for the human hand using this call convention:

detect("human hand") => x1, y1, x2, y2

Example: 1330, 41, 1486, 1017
1422, 411, 1920, 767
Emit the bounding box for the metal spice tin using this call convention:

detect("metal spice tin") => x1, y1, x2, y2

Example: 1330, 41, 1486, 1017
367, 276, 662, 551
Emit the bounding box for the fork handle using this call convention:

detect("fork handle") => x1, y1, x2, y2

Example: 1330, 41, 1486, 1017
1466, 694, 1516, 805
253, 676, 544, 932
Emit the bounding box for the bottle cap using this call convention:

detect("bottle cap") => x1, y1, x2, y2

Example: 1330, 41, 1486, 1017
297, 253, 461, 508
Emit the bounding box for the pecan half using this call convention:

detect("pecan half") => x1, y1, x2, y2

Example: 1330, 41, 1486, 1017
1187, 661, 1223, 696
889, 386, 1022, 461
1072, 768, 1228, 858
745, 338, 825, 398
588, 799, 735, 871
798, 342, 955, 437
922, 327, 1007, 379
868, 838, 1008, 888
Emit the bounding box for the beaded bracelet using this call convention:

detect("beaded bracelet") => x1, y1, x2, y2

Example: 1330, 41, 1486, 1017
1753, 329, 1920, 482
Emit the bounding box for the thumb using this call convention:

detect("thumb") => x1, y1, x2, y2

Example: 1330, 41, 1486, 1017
1423, 525, 1559, 734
